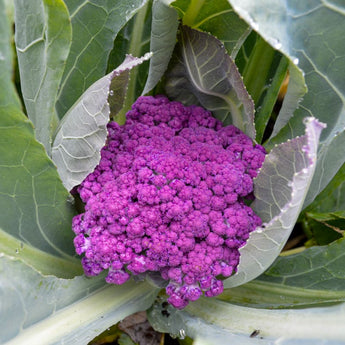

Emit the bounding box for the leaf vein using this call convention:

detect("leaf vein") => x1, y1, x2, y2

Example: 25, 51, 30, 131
193, 9, 234, 28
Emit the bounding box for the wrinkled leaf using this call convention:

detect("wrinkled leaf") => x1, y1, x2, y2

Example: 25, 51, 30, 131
56, 0, 148, 118
52, 53, 152, 192
0, 255, 158, 345
148, 296, 345, 345
224, 118, 325, 288
228, 0, 345, 208
172, 0, 250, 58
14, 0, 72, 154
166, 25, 256, 139
142, 0, 179, 95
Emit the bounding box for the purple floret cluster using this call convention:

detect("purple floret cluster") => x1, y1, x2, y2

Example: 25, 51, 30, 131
72, 95, 266, 309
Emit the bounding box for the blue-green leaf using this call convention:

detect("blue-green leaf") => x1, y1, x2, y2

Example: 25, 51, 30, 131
0, 104, 76, 261
14, 0, 72, 154
0, 255, 158, 345
142, 0, 179, 95
258, 237, 345, 290
148, 296, 345, 344
1, 0, 77, 273
218, 239, 345, 309
56, 0, 148, 118
228, 0, 345, 208
165, 25, 256, 139
172, 0, 250, 58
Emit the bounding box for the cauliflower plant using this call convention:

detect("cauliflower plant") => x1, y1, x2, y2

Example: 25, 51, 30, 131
72, 95, 266, 309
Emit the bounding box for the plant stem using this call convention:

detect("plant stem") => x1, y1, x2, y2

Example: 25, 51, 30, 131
242, 36, 276, 105
183, 0, 205, 26
0, 229, 83, 278
218, 279, 344, 308
116, 1, 150, 124
186, 297, 345, 341
255, 55, 289, 142
5, 281, 159, 345
128, 1, 150, 59
241, 35, 289, 143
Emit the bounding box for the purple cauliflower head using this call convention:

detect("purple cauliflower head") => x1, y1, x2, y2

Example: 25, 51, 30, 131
72, 95, 266, 309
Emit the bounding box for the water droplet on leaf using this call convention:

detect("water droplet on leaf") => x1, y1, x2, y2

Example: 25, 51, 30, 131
66, 194, 74, 204
270, 38, 282, 50
246, 13, 259, 31
179, 329, 186, 339
250, 21, 259, 31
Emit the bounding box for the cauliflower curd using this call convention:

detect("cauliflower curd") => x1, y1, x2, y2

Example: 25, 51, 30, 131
72, 95, 266, 308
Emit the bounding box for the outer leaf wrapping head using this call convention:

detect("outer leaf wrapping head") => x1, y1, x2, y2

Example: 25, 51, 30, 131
165, 25, 256, 139
224, 117, 326, 288
52, 54, 152, 191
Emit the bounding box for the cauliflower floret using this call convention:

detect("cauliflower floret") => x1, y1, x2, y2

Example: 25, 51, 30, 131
72, 95, 266, 309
